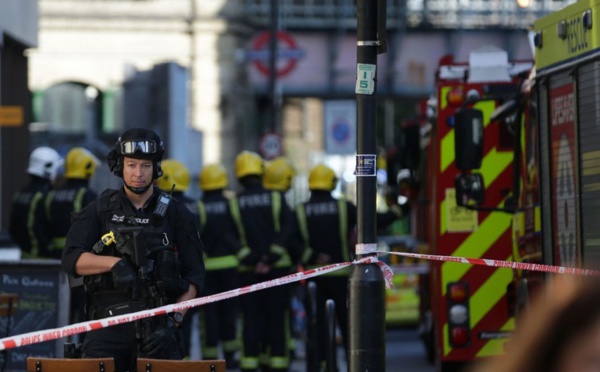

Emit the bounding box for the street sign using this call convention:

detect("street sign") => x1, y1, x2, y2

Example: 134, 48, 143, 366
259, 132, 283, 159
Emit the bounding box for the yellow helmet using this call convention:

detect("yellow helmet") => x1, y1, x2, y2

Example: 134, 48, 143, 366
235, 151, 263, 179
308, 164, 337, 191
156, 159, 190, 192
64, 147, 100, 180
199, 163, 229, 191
263, 157, 296, 191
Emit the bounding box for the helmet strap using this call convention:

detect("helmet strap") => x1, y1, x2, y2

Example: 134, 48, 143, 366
124, 181, 152, 195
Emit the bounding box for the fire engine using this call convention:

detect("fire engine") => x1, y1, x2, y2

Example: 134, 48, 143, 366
417, 46, 534, 370
417, 0, 600, 369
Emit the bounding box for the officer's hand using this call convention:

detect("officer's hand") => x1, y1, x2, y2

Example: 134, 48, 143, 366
110, 259, 137, 291
142, 322, 180, 358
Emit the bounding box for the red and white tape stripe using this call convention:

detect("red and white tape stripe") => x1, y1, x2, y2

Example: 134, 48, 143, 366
0, 256, 387, 351
383, 250, 600, 277
3, 250, 597, 352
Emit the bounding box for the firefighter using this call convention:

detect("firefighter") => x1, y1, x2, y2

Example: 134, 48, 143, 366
263, 156, 303, 360
155, 158, 201, 358
263, 156, 296, 194
45, 147, 99, 340
61, 128, 205, 372
155, 159, 200, 219
9, 146, 63, 258
197, 163, 243, 367
295, 163, 403, 368
46, 147, 100, 259
234, 150, 295, 372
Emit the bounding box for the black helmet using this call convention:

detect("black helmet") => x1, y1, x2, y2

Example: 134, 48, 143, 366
107, 128, 165, 179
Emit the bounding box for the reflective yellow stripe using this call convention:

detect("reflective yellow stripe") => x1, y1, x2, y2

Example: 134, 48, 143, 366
272, 191, 281, 233
441, 211, 512, 296
237, 246, 251, 261
228, 197, 249, 247
270, 356, 290, 369
476, 318, 515, 358
205, 255, 238, 270
296, 205, 309, 245
273, 254, 292, 268
74, 187, 86, 212
440, 129, 456, 173
338, 199, 349, 262
50, 237, 66, 251
240, 357, 259, 369
44, 190, 54, 222
301, 247, 314, 264
223, 338, 239, 353
197, 201, 206, 232
535, 205, 541, 232
202, 346, 218, 359
469, 259, 513, 326
27, 191, 44, 257
582, 150, 600, 176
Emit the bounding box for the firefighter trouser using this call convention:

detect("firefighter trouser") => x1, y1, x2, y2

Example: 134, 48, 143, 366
200, 267, 240, 359
307, 276, 349, 365
240, 268, 290, 371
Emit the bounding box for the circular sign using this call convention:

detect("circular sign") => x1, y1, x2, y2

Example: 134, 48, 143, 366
250, 31, 303, 78
259, 132, 283, 159
331, 119, 351, 144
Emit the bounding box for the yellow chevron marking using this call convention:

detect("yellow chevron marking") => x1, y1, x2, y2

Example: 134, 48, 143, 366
476, 318, 515, 358
440, 86, 451, 111
441, 212, 511, 296
469, 259, 513, 326
440, 101, 501, 174
441, 130, 455, 173
479, 147, 514, 186
443, 259, 513, 357
443, 323, 451, 357
583, 183, 600, 192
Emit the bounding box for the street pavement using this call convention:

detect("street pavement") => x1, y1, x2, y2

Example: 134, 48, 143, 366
189, 315, 435, 371
289, 326, 435, 372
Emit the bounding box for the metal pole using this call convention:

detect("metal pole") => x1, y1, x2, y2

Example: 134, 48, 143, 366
349, 0, 386, 371
269, 0, 279, 134
325, 299, 338, 372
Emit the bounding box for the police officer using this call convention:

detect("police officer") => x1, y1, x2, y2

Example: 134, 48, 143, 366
234, 151, 295, 372
155, 158, 201, 358
295, 163, 402, 369
46, 147, 100, 340
61, 128, 205, 372
197, 163, 243, 367
9, 146, 63, 258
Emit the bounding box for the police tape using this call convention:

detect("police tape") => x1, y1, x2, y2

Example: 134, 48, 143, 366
383, 250, 600, 277
4, 249, 597, 351
0, 256, 390, 351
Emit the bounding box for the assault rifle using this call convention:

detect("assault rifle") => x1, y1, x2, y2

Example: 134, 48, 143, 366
111, 226, 169, 357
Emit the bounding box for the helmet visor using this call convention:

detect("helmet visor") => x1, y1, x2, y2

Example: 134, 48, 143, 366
120, 140, 158, 155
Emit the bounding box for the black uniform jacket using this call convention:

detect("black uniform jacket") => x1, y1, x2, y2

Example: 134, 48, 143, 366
62, 186, 205, 294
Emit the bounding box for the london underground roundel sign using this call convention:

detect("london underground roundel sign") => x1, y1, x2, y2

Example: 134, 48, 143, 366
249, 31, 304, 78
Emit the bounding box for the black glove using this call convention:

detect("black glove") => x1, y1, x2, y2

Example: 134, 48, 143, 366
142, 321, 181, 358
110, 259, 137, 291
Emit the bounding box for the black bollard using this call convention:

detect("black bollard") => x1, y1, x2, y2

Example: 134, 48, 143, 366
325, 299, 338, 372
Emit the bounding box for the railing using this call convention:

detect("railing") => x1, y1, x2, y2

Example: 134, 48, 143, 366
243, 0, 575, 29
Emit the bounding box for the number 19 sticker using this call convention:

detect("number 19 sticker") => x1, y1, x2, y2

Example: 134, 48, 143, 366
355, 63, 376, 95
